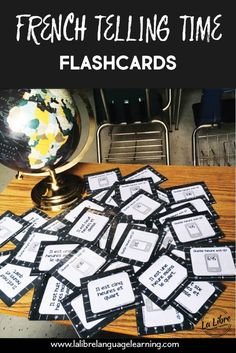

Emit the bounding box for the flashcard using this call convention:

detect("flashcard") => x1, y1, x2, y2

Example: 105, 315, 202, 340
100, 186, 119, 207
172, 281, 225, 324
167, 182, 216, 204
49, 244, 109, 290
113, 225, 161, 267
12, 208, 49, 245
137, 252, 188, 309
115, 178, 158, 203
155, 203, 197, 227
0, 211, 28, 247
81, 266, 143, 321
104, 261, 129, 272
120, 190, 164, 221
61, 289, 125, 338
170, 197, 218, 219
0, 250, 15, 267
31, 241, 78, 275
0, 263, 39, 306
136, 294, 194, 336
63, 198, 105, 223
10, 230, 59, 267
29, 275, 72, 320
84, 168, 122, 193
105, 215, 133, 253
166, 212, 224, 245
40, 214, 71, 233
124, 165, 167, 185
185, 243, 236, 280
66, 208, 113, 245
90, 189, 109, 202
155, 186, 170, 204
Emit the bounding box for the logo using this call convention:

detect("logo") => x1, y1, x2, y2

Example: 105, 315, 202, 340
201, 307, 231, 337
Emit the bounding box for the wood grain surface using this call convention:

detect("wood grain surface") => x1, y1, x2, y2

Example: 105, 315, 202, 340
0, 163, 235, 338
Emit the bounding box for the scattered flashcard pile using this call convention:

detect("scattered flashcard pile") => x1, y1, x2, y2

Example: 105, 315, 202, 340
0, 165, 235, 337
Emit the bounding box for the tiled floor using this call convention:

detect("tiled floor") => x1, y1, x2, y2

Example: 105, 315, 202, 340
0, 88, 201, 338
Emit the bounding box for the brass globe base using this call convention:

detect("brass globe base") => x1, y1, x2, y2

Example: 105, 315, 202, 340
31, 171, 84, 211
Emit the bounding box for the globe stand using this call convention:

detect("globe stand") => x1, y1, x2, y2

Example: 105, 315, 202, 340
31, 169, 84, 211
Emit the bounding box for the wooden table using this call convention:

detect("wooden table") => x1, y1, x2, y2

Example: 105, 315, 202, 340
0, 163, 235, 338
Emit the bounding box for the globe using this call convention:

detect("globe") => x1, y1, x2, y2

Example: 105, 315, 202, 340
0, 89, 80, 173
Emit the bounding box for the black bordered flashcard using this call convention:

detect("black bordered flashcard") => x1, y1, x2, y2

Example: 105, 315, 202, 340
40, 214, 71, 233
0, 250, 15, 268
49, 243, 110, 291
11, 208, 50, 245
119, 190, 164, 221
84, 168, 122, 193
112, 224, 162, 267
172, 281, 225, 324
185, 243, 236, 281
61, 289, 125, 338
155, 186, 170, 204
0, 211, 28, 247
10, 229, 59, 268
81, 266, 143, 321
123, 165, 167, 185
169, 196, 219, 219
137, 251, 188, 310
31, 241, 78, 275
105, 215, 134, 253
63, 197, 106, 223
100, 185, 119, 207
166, 212, 224, 246
0, 262, 39, 306
154, 203, 197, 228
28, 274, 72, 320
115, 177, 158, 203
65, 208, 114, 245
166, 182, 216, 204
136, 294, 194, 336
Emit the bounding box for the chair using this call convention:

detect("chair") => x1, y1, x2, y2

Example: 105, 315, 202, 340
192, 89, 235, 166
95, 89, 171, 165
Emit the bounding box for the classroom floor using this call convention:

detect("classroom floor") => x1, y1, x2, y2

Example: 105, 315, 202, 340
0, 88, 201, 338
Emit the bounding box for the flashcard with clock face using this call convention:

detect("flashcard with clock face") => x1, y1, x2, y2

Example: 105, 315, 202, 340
28, 275, 72, 320
115, 178, 158, 203
169, 197, 218, 219
137, 252, 188, 309
119, 190, 164, 221
113, 225, 161, 267
172, 281, 225, 324
49, 244, 109, 290
167, 182, 216, 204
123, 165, 167, 185
11, 208, 49, 246
61, 289, 125, 338
10, 230, 59, 268
63, 198, 106, 223
66, 208, 113, 245
31, 241, 78, 275
0, 211, 29, 247
136, 294, 194, 336
0, 263, 39, 306
84, 168, 122, 193
81, 266, 143, 321
185, 243, 236, 281
166, 212, 224, 246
